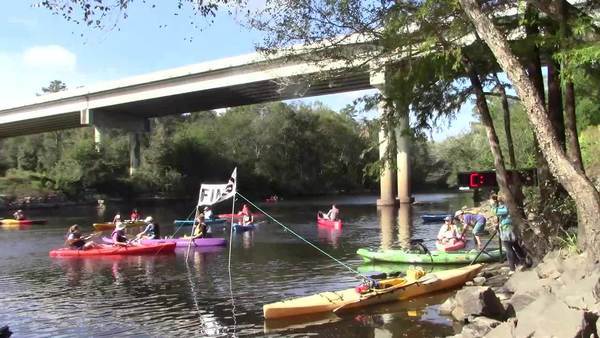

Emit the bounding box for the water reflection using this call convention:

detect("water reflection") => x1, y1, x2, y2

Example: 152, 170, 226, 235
378, 206, 395, 250
398, 205, 412, 249
317, 227, 341, 248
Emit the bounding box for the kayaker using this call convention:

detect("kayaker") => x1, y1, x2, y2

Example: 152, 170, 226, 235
65, 224, 98, 250
111, 222, 129, 246
238, 204, 253, 225
112, 211, 122, 224
137, 216, 160, 240
437, 216, 460, 244
490, 194, 523, 273
192, 212, 207, 239
130, 209, 140, 221
454, 210, 486, 250
13, 209, 26, 220
324, 204, 339, 221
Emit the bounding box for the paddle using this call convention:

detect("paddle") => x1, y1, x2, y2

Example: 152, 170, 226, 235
469, 229, 499, 265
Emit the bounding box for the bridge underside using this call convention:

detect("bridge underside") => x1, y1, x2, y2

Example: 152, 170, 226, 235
0, 71, 371, 138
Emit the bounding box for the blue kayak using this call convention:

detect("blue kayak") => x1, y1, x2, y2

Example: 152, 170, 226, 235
173, 218, 227, 226
232, 223, 255, 232
421, 213, 452, 223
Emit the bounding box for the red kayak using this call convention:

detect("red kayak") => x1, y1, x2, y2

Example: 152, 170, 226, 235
217, 213, 265, 220
435, 238, 466, 252
317, 214, 342, 230
49, 242, 176, 257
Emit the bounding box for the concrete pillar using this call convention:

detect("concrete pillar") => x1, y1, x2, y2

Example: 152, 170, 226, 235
377, 119, 395, 206
395, 109, 412, 203
397, 204, 412, 249
129, 132, 141, 176
94, 127, 102, 151
378, 206, 395, 250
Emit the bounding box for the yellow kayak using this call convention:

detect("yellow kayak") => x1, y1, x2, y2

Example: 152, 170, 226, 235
263, 264, 483, 319
93, 220, 145, 231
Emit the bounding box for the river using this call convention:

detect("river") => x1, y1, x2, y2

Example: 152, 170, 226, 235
0, 193, 476, 337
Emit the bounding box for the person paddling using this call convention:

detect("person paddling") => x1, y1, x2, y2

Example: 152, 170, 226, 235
238, 204, 254, 226
111, 222, 129, 246
137, 216, 160, 240
192, 211, 207, 239
65, 224, 98, 250
130, 209, 140, 221
324, 204, 340, 221
13, 209, 26, 220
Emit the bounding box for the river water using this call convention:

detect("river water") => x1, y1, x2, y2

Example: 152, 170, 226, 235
0, 193, 477, 337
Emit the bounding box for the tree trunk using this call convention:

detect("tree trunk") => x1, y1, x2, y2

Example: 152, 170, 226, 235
559, 0, 585, 172
463, 56, 526, 227
494, 74, 517, 168
563, 81, 584, 171
458, 0, 600, 262
547, 60, 566, 149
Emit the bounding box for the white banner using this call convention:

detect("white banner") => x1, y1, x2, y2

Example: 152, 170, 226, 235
197, 168, 237, 206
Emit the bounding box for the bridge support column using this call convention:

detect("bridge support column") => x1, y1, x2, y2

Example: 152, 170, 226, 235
395, 109, 412, 204
129, 132, 141, 176
94, 127, 103, 151
377, 124, 396, 206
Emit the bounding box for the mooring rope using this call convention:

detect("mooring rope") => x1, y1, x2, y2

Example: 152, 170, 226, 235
236, 192, 367, 280
171, 207, 197, 238
227, 197, 238, 337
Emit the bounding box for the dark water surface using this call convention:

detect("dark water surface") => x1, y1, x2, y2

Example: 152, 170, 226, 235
0, 193, 475, 337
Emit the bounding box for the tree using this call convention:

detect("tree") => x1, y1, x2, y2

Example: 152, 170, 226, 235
458, 0, 600, 261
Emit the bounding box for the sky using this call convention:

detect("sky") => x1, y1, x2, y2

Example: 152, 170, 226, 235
0, 1, 476, 141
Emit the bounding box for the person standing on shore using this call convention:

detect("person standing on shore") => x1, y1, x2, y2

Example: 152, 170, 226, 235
454, 210, 486, 250
490, 194, 523, 273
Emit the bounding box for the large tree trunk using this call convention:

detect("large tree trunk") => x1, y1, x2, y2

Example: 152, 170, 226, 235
458, 0, 600, 262
463, 56, 526, 227
563, 81, 584, 171
559, 0, 585, 172
546, 60, 566, 148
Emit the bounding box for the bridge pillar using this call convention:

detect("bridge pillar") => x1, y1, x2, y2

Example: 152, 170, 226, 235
371, 69, 396, 206
129, 132, 141, 175
395, 108, 412, 204
81, 109, 148, 176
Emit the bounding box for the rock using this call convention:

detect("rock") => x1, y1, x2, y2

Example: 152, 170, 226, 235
495, 292, 511, 301
555, 272, 600, 311
504, 270, 539, 293
465, 281, 474, 286
451, 287, 506, 322
515, 294, 588, 338
473, 277, 486, 286
484, 318, 516, 338
558, 253, 588, 284
459, 317, 501, 338
440, 297, 457, 315
508, 292, 537, 313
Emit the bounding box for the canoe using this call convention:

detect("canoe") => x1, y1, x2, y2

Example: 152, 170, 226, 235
232, 223, 255, 232
435, 238, 466, 252
218, 213, 264, 220
93, 220, 145, 231
420, 214, 452, 223
102, 236, 226, 247
49, 242, 176, 257
357, 248, 503, 264
0, 219, 47, 225
173, 218, 227, 226
316, 214, 342, 230
263, 264, 483, 319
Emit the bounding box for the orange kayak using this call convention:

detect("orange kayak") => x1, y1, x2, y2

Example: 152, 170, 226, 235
49, 242, 176, 257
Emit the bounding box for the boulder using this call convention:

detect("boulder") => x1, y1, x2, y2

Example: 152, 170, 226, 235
504, 270, 539, 293
473, 277, 486, 286
507, 292, 537, 313
484, 318, 516, 338
557, 253, 588, 284
555, 272, 600, 311
459, 317, 501, 338
451, 287, 506, 322
515, 294, 589, 338
440, 297, 457, 315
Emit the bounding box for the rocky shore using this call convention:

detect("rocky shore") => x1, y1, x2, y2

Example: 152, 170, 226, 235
441, 251, 599, 337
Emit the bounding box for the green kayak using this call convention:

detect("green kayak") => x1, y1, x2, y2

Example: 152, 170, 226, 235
356, 248, 504, 264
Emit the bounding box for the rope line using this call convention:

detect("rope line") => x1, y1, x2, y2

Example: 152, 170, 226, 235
171, 207, 197, 238
236, 192, 367, 280
227, 196, 238, 337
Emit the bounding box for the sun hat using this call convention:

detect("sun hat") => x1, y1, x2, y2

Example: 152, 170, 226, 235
145, 216, 153, 223
454, 210, 464, 217
115, 222, 126, 230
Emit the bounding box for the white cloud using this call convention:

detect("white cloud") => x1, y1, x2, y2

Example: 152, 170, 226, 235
22, 45, 77, 71
0, 45, 82, 107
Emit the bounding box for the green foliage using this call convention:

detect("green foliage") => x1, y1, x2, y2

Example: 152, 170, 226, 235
556, 229, 581, 255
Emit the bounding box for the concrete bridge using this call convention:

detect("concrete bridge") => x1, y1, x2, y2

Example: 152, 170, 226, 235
0, 48, 410, 205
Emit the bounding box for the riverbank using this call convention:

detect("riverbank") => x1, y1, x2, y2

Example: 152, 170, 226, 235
442, 251, 599, 337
